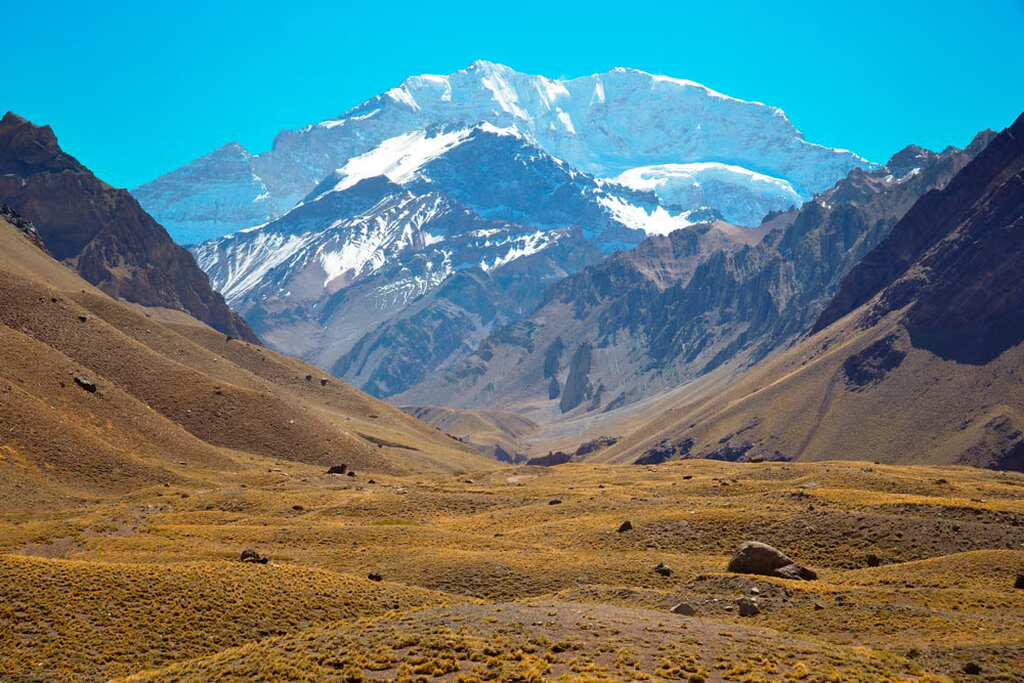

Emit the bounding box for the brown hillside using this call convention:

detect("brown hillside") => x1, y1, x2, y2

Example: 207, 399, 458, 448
0, 217, 491, 511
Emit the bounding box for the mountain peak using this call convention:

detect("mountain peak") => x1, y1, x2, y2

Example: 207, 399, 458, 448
1, 111, 29, 128
466, 59, 509, 72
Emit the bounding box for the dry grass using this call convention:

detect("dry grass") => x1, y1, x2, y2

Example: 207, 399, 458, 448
1, 460, 1022, 681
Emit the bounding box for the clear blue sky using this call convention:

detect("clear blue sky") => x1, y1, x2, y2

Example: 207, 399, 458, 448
4, 0, 1022, 188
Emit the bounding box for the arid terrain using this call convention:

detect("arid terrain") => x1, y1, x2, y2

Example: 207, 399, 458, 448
2, 456, 1023, 681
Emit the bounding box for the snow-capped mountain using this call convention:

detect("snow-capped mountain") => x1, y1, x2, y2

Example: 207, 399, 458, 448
198, 124, 702, 306
135, 61, 873, 243
193, 124, 702, 396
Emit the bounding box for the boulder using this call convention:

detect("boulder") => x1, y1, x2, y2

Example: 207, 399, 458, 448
670, 602, 696, 616
548, 498, 562, 505
727, 541, 816, 581
327, 464, 347, 475
736, 597, 760, 617
618, 521, 633, 533
367, 572, 383, 582
654, 563, 673, 577
239, 549, 268, 564
1015, 574, 1024, 589
73, 376, 97, 393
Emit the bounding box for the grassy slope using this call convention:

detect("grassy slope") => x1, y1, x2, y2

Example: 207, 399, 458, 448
598, 308, 1024, 467
2, 458, 1022, 681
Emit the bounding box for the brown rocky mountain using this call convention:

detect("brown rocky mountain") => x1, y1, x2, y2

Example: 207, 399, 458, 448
597, 112, 1024, 470
401, 134, 987, 421
0, 112, 258, 343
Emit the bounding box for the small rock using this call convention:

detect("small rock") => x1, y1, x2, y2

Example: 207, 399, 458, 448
617, 521, 633, 533
670, 602, 696, 616
866, 553, 882, 567
73, 376, 97, 393
367, 479, 376, 484
239, 549, 268, 564
367, 572, 383, 582
77, 314, 88, 322
736, 597, 760, 617
1015, 574, 1024, 589
548, 499, 562, 505
305, 374, 313, 382
813, 602, 825, 611
320, 378, 329, 386
346, 470, 356, 477
327, 464, 348, 475
962, 662, 981, 675
654, 563, 673, 577
292, 505, 304, 511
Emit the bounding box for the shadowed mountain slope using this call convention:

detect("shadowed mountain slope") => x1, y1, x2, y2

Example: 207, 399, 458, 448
0, 112, 258, 343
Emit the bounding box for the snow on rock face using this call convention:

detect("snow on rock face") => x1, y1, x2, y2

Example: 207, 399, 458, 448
134, 61, 874, 242
615, 163, 803, 227
324, 129, 475, 195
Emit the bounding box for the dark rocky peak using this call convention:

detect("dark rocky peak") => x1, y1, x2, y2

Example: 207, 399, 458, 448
0, 111, 86, 177
0, 112, 259, 343
885, 145, 936, 178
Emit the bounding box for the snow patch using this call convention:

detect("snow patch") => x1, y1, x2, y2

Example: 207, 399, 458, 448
386, 86, 420, 111
480, 71, 528, 120
596, 196, 697, 236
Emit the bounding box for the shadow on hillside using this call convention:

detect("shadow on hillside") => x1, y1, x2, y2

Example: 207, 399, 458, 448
907, 311, 1024, 365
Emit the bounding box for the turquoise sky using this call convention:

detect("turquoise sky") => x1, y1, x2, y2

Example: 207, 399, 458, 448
5, 0, 1022, 188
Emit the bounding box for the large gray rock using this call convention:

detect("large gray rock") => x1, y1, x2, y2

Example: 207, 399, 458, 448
727, 541, 816, 581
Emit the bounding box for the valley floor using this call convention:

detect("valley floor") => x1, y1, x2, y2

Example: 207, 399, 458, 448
2, 460, 1023, 681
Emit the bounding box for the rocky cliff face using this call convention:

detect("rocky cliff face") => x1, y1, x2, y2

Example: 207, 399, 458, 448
134, 61, 873, 242
405, 136, 982, 416
0, 112, 258, 343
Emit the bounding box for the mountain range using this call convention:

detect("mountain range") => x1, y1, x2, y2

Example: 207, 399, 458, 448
406, 133, 988, 418
132, 63, 889, 410
135, 61, 872, 244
